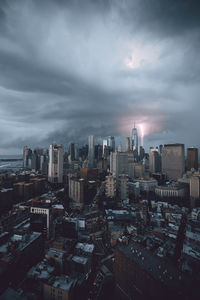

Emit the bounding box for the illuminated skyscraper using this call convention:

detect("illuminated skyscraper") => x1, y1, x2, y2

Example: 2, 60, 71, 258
132, 124, 138, 151
48, 144, 63, 183
102, 139, 108, 156
88, 135, 94, 168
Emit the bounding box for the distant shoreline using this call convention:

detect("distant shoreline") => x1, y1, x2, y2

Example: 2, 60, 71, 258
0, 159, 23, 162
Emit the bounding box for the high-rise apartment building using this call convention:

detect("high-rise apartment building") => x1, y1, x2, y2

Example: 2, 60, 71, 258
186, 147, 198, 171
48, 144, 63, 183
88, 135, 94, 168
162, 144, 185, 180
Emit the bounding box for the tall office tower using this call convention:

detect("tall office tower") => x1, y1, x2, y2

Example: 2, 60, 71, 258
186, 147, 198, 171
126, 137, 130, 152
149, 147, 161, 173
107, 136, 115, 151
23, 146, 32, 168
88, 135, 94, 168
110, 152, 128, 177
162, 144, 185, 180
69, 142, 75, 161
102, 139, 108, 156
48, 144, 63, 183
132, 124, 138, 151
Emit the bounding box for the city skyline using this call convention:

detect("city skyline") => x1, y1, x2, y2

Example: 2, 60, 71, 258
0, 0, 200, 154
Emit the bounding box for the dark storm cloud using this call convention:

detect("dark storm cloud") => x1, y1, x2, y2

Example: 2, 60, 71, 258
0, 0, 200, 154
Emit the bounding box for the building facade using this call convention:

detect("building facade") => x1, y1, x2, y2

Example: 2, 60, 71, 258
110, 152, 128, 177
48, 144, 64, 183
186, 147, 198, 171
162, 144, 185, 180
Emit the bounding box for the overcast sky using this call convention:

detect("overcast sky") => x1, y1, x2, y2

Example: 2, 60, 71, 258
0, 0, 200, 154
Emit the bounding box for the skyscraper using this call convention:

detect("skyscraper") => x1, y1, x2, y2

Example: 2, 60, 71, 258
126, 137, 130, 152
69, 142, 75, 161
48, 144, 63, 183
102, 139, 108, 156
162, 144, 185, 180
149, 147, 161, 174
23, 146, 32, 168
107, 136, 115, 151
186, 147, 198, 171
88, 135, 94, 168
131, 124, 138, 151
110, 152, 128, 177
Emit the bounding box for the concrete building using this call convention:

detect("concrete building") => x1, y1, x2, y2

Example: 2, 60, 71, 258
107, 136, 115, 152
110, 152, 128, 177
131, 125, 138, 152
114, 241, 196, 300
105, 174, 116, 198
190, 174, 200, 208
186, 147, 198, 171
69, 177, 85, 208
30, 203, 52, 239
23, 146, 32, 168
118, 174, 129, 201
48, 144, 63, 183
117, 144, 122, 152
126, 137, 130, 152
0, 232, 43, 293
133, 162, 145, 178
43, 276, 76, 300
149, 147, 161, 174
69, 142, 75, 161
136, 178, 157, 193
102, 139, 108, 156
162, 144, 185, 180
155, 183, 186, 199
88, 135, 94, 168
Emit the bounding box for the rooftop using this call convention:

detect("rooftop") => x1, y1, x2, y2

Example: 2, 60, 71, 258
72, 255, 88, 265
117, 240, 192, 294
75, 242, 94, 253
